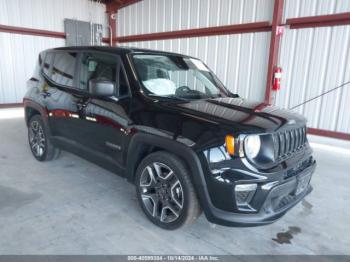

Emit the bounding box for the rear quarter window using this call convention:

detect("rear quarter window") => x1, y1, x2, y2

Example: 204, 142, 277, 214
42, 52, 53, 77
31, 53, 44, 80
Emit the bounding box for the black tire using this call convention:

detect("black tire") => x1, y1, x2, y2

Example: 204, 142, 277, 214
135, 151, 201, 230
28, 115, 60, 162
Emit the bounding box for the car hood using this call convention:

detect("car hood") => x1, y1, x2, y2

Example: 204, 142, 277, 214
166, 97, 307, 133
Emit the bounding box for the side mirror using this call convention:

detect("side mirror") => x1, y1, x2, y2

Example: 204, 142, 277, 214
89, 79, 116, 97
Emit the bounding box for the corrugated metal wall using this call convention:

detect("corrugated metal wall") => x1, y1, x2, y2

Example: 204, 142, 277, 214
117, 0, 274, 36
122, 34, 271, 102
118, 0, 350, 134
0, 35, 65, 104
0, 0, 106, 32
118, 0, 273, 102
283, 0, 350, 21
1, 0, 350, 134
0, 0, 107, 104
277, 0, 350, 133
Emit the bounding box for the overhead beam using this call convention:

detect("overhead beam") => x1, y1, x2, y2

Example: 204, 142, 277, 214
105, 0, 141, 12
117, 0, 142, 9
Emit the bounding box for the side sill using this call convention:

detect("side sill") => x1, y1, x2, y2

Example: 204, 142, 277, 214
51, 136, 126, 177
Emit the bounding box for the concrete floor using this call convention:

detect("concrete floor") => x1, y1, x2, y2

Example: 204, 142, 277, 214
0, 108, 349, 255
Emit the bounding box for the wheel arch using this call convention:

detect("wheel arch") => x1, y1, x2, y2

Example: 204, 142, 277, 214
125, 133, 214, 216
126, 134, 193, 183
23, 99, 49, 127
25, 107, 41, 125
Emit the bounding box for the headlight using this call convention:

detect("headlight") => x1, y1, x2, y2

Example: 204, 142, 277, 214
244, 135, 261, 159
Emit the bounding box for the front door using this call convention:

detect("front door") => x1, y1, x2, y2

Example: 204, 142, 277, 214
73, 51, 131, 169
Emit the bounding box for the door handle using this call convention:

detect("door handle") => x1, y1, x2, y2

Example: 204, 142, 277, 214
76, 101, 88, 113
40, 91, 51, 98
76, 102, 86, 108
75, 97, 91, 111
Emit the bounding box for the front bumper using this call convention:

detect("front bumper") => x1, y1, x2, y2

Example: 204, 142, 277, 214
205, 162, 315, 226
200, 146, 316, 227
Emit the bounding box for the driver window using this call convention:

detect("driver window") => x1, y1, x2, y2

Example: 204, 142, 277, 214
79, 52, 117, 91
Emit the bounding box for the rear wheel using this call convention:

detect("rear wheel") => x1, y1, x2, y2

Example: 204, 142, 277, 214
28, 115, 60, 161
135, 151, 201, 230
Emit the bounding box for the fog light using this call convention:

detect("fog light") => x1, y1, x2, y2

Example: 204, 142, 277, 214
235, 184, 257, 206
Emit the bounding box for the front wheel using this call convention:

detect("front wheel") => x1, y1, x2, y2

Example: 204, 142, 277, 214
135, 151, 201, 230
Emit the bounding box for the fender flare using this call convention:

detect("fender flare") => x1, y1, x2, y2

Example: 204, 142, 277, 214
23, 99, 48, 123
23, 99, 52, 135
125, 132, 215, 217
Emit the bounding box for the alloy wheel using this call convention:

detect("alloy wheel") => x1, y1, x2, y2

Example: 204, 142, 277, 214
28, 120, 46, 157
139, 162, 184, 223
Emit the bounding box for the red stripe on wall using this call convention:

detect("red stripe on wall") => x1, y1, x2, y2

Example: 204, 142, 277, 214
287, 12, 350, 29
0, 24, 66, 38
308, 128, 350, 141
0, 103, 23, 109
116, 22, 272, 43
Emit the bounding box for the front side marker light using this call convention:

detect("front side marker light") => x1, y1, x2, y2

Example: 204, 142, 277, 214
225, 135, 235, 155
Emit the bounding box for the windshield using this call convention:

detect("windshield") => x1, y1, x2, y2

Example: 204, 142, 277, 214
132, 54, 229, 100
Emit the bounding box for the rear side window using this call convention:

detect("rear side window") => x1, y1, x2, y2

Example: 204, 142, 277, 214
51, 52, 77, 87
32, 53, 44, 80
78, 52, 117, 91
43, 52, 53, 76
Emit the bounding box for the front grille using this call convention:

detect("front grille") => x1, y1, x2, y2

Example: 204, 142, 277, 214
284, 157, 312, 179
274, 126, 307, 160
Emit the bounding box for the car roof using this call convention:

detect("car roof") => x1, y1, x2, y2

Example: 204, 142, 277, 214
49, 46, 190, 58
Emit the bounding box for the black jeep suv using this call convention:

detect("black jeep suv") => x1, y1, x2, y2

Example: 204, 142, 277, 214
24, 46, 316, 230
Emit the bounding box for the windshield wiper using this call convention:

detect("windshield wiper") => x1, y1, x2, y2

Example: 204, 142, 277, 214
147, 94, 189, 101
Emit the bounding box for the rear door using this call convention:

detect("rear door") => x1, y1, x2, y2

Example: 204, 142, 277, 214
43, 51, 82, 142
